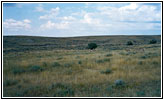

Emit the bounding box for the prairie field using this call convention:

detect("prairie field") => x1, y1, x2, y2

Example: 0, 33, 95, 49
3, 35, 161, 97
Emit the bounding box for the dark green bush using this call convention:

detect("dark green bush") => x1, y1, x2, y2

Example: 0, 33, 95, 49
140, 56, 147, 59
28, 65, 44, 72
106, 53, 113, 57
78, 61, 82, 64
127, 41, 133, 45
87, 43, 97, 50
138, 61, 143, 65
150, 39, 157, 44
101, 69, 112, 74
4, 79, 18, 87
12, 68, 25, 75
96, 59, 104, 63
114, 79, 125, 87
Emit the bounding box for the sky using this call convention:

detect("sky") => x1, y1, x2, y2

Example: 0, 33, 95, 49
3, 2, 161, 37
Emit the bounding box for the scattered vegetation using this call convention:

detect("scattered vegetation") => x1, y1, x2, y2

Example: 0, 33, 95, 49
3, 35, 161, 97
150, 39, 157, 44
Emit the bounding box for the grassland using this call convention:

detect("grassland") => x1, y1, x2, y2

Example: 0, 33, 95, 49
3, 35, 161, 97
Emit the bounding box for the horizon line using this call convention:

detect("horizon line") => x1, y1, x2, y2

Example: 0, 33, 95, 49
3, 34, 161, 38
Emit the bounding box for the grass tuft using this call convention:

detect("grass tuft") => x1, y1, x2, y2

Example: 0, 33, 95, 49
28, 65, 44, 72
12, 67, 26, 75
100, 69, 112, 74
52, 62, 61, 67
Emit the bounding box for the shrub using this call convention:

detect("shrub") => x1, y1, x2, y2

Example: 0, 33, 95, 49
136, 91, 145, 96
101, 69, 112, 74
28, 65, 44, 72
57, 57, 63, 60
103, 58, 110, 62
14, 91, 25, 97
106, 86, 112, 92
42, 62, 48, 67
53, 88, 74, 97
114, 79, 125, 87
96, 58, 110, 63
127, 41, 133, 45
64, 63, 73, 67
78, 61, 82, 64
150, 39, 157, 44
49, 83, 66, 90
4, 79, 18, 87
152, 61, 158, 65
140, 56, 147, 59
106, 53, 113, 57
49, 83, 74, 97
87, 43, 97, 50
138, 61, 143, 65
119, 52, 126, 55
53, 62, 60, 67
96, 59, 104, 63
12, 68, 25, 75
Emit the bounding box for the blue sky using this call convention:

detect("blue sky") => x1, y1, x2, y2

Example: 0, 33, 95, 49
3, 2, 161, 37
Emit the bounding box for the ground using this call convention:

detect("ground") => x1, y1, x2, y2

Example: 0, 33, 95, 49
3, 35, 161, 97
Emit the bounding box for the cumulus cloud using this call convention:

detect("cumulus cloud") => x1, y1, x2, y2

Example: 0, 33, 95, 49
3, 19, 31, 31
40, 20, 69, 29
80, 13, 101, 26
39, 7, 60, 20
38, 3, 161, 36
97, 3, 161, 22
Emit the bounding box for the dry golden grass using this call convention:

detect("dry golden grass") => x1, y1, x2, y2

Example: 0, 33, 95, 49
3, 44, 161, 97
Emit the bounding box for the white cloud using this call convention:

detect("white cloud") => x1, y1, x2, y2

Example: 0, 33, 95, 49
23, 19, 31, 23
3, 19, 31, 31
40, 20, 69, 30
59, 16, 76, 21
97, 3, 161, 22
80, 13, 101, 25
39, 7, 60, 20
35, 4, 45, 12
119, 3, 138, 10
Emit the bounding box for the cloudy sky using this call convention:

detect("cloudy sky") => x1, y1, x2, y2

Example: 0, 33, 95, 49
3, 2, 161, 37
